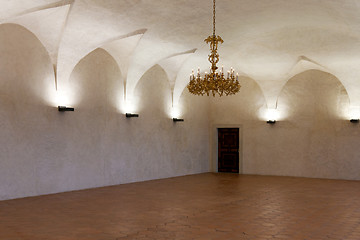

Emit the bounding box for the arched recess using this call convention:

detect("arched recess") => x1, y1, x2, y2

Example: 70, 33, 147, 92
0, 23, 55, 106
67, 47, 123, 112
253, 56, 336, 110
272, 59, 340, 110
233, 21, 360, 110
132, 64, 172, 116
277, 69, 350, 121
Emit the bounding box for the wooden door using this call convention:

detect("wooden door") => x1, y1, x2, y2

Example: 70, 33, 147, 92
218, 128, 239, 173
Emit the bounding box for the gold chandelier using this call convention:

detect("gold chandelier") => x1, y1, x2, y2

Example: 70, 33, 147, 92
187, 0, 241, 97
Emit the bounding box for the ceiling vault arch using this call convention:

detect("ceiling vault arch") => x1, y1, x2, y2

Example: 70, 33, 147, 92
1, 0, 360, 109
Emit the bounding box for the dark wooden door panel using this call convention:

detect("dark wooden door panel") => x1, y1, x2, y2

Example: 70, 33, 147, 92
218, 128, 239, 173
219, 152, 239, 172
221, 133, 238, 148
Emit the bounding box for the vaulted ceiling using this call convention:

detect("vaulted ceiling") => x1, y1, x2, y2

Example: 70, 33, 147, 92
2, 0, 360, 108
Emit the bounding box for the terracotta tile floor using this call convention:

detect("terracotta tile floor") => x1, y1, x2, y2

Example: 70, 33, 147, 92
1, 173, 360, 240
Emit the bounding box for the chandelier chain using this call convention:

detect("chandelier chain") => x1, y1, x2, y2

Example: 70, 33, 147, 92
213, 0, 216, 36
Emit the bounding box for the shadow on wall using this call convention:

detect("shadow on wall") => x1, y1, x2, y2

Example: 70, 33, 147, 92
0, 23, 56, 106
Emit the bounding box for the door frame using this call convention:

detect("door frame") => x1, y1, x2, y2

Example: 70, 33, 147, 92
210, 124, 243, 173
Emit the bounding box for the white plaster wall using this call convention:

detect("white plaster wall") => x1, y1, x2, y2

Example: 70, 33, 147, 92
211, 70, 360, 180
0, 24, 210, 200
2, 21, 360, 201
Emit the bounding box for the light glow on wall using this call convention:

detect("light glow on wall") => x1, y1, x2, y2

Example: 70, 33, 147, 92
259, 105, 289, 122
121, 92, 140, 114
123, 98, 136, 114
170, 105, 181, 119
266, 108, 278, 121
349, 105, 360, 120
48, 89, 76, 108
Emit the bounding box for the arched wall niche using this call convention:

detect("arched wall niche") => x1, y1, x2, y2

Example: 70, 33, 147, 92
68, 47, 123, 112
0, 23, 55, 106
133, 64, 172, 116
277, 69, 349, 122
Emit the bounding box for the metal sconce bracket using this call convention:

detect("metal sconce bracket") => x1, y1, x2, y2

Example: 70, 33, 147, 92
126, 113, 139, 118
58, 106, 74, 112
173, 118, 184, 122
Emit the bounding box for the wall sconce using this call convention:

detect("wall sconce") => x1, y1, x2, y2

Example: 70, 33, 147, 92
266, 108, 277, 124
58, 106, 74, 112
349, 106, 360, 123
173, 118, 184, 122
126, 113, 139, 118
